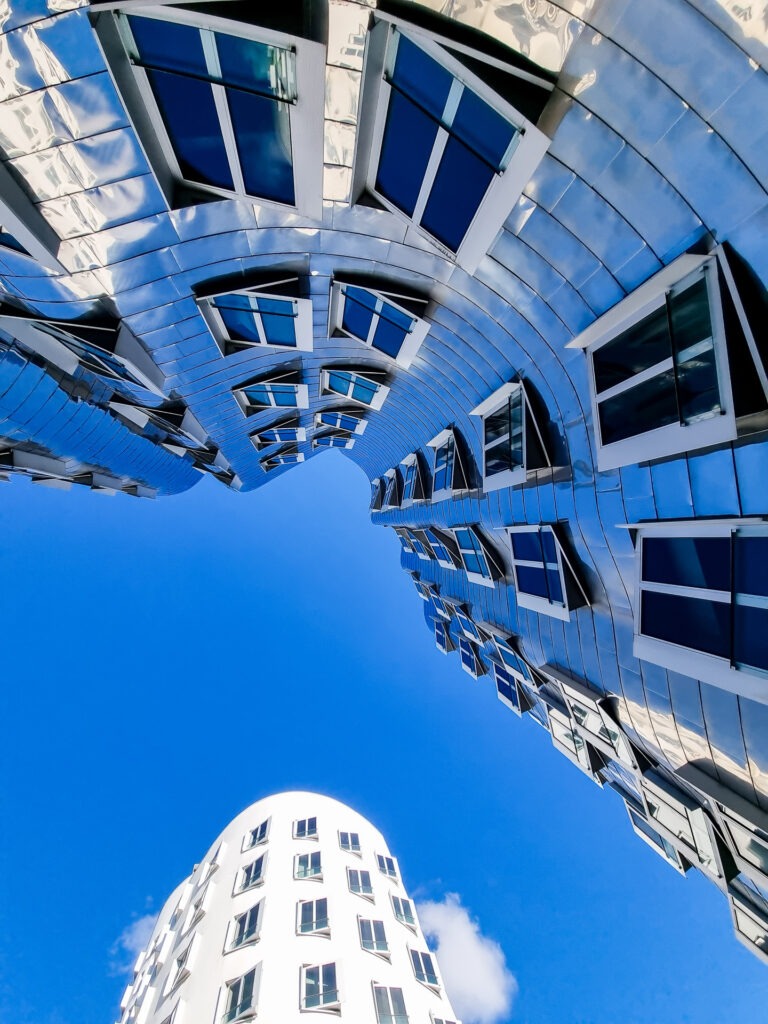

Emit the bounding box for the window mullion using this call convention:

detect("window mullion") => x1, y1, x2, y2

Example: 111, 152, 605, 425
412, 128, 448, 224
367, 312, 380, 348
641, 580, 731, 603
205, 29, 245, 196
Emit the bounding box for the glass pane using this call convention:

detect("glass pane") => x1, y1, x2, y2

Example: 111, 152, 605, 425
215, 34, 293, 98
516, 564, 549, 599
735, 535, 768, 598
642, 536, 730, 590
734, 604, 768, 672
390, 34, 452, 119
128, 16, 208, 75
593, 306, 672, 393
272, 386, 298, 406
546, 568, 564, 603
220, 306, 261, 344
261, 313, 296, 346
598, 370, 678, 444
510, 531, 542, 563
342, 288, 375, 340
641, 591, 731, 659
371, 317, 407, 358
451, 88, 516, 168
147, 70, 233, 189
421, 136, 493, 252
327, 371, 351, 396
485, 405, 510, 445
352, 378, 378, 404
541, 529, 558, 564
377, 90, 438, 217
227, 90, 294, 203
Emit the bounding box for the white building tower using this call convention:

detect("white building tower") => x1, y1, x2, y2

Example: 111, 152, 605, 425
118, 792, 461, 1024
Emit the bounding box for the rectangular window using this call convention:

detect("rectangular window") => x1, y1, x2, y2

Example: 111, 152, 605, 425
371, 477, 386, 511
470, 380, 550, 491
627, 807, 687, 874
297, 898, 329, 935
109, 9, 324, 216
453, 606, 482, 642
295, 851, 322, 880
339, 831, 361, 854
376, 854, 397, 879
260, 445, 304, 471
222, 966, 259, 1023
329, 281, 429, 368
294, 817, 318, 839
453, 527, 502, 587
373, 984, 409, 1024
428, 429, 470, 500
634, 522, 768, 699
423, 529, 459, 569
356, 23, 550, 271
410, 949, 439, 988
238, 856, 265, 893
169, 943, 192, 991
392, 895, 416, 929
348, 868, 373, 897
313, 433, 355, 450
320, 368, 390, 410
199, 286, 313, 354
507, 525, 586, 619
316, 409, 367, 435
302, 963, 339, 1010
434, 618, 455, 654
731, 893, 768, 963
400, 453, 426, 505
234, 373, 309, 415
359, 917, 389, 955
396, 529, 417, 556
231, 903, 262, 949
251, 421, 304, 451
458, 637, 486, 678
382, 469, 401, 510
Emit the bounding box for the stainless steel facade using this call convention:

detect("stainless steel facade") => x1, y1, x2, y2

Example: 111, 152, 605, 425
0, 0, 767, 962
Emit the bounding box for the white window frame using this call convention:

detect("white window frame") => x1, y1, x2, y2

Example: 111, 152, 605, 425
458, 636, 486, 679
632, 519, 768, 703
399, 452, 426, 506
358, 916, 390, 958
372, 984, 408, 1024
545, 664, 635, 768
320, 367, 390, 410
220, 965, 261, 1024
382, 468, 401, 510
506, 524, 587, 619
571, 251, 764, 471
293, 817, 319, 840
234, 374, 309, 416
198, 283, 314, 355
391, 894, 416, 931
229, 901, 263, 951
338, 831, 361, 855
165, 937, 195, 995
347, 867, 374, 900
451, 605, 483, 643
250, 419, 305, 451
312, 432, 356, 450
236, 854, 266, 894
297, 897, 330, 937
730, 893, 768, 965
450, 526, 504, 588
328, 280, 430, 368
314, 409, 367, 435
376, 853, 398, 880
260, 445, 304, 472
422, 528, 460, 570
434, 617, 456, 654
409, 948, 440, 991
427, 428, 470, 501
470, 380, 550, 492
108, 7, 325, 218
354, 17, 550, 272
300, 962, 340, 1013
294, 851, 323, 881
625, 804, 688, 875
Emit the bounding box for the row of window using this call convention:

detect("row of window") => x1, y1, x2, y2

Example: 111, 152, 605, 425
235, 851, 399, 894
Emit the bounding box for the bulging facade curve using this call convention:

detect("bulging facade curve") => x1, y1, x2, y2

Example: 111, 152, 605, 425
118, 792, 460, 1024
0, 0, 766, 961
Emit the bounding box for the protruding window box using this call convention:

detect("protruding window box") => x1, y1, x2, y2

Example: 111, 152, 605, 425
729, 892, 768, 965
399, 451, 428, 506
427, 428, 471, 502
329, 279, 430, 368
315, 409, 367, 435
434, 618, 455, 654
625, 804, 690, 875
458, 637, 486, 679
260, 445, 304, 472
381, 468, 401, 510
251, 417, 305, 451
198, 282, 313, 355
312, 432, 355, 450
546, 706, 603, 783
320, 367, 390, 409
470, 380, 551, 492
234, 372, 309, 415
506, 525, 588, 619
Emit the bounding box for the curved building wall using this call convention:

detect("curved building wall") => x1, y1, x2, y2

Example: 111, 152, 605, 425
118, 792, 459, 1024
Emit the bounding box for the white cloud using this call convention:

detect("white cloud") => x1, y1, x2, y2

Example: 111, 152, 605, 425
417, 893, 517, 1024
109, 913, 158, 976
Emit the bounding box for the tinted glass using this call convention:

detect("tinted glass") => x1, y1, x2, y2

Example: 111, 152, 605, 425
261, 312, 296, 345
377, 91, 438, 216
593, 306, 672, 392
642, 536, 730, 590
485, 404, 509, 445
511, 531, 542, 563
128, 16, 207, 75
516, 564, 549, 598
421, 137, 493, 251
216, 34, 291, 97
547, 568, 564, 603
371, 317, 407, 358
735, 535, 768, 597
541, 529, 558, 564
390, 34, 452, 119
598, 370, 678, 444
244, 385, 271, 406
148, 70, 233, 189
352, 378, 378, 404
228, 90, 294, 203
327, 371, 351, 396
734, 604, 768, 672
451, 88, 516, 168
273, 386, 298, 406
0, 229, 27, 254
669, 276, 712, 353
641, 591, 731, 658
220, 306, 261, 343
485, 446, 515, 476
342, 289, 375, 339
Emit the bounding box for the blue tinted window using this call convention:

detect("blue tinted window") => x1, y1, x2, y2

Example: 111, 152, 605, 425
451, 89, 515, 169
273, 387, 298, 407
495, 665, 520, 710
641, 591, 731, 659
219, 306, 261, 344
327, 371, 352, 396
342, 288, 376, 340
734, 604, 768, 672
215, 34, 290, 97
376, 91, 437, 216
0, 229, 27, 255
517, 565, 549, 599
510, 531, 542, 563
129, 16, 208, 75
390, 34, 452, 118
371, 317, 407, 359
433, 438, 454, 492
421, 137, 493, 251
352, 378, 378, 404
228, 90, 294, 203
642, 537, 729, 591
261, 312, 296, 346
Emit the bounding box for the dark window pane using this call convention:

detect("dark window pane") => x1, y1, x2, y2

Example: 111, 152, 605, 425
485, 446, 515, 476
377, 91, 438, 216
371, 317, 407, 358
675, 342, 721, 423
593, 307, 672, 393
734, 604, 768, 672
147, 70, 233, 189
352, 378, 377, 404
421, 137, 493, 252
669, 277, 711, 352
227, 90, 294, 203
541, 529, 558, 564
129, 16, 208, 75
257, 298, 294, 316
273, 387, 297, 406
511, 531, 542, 563
598, 370, 678, 444
328, 371, 351, 395
215, 34, 291, 97
735, 536, 768, 598
261, 313, 295, 345
0, 229, 27, 254
485, 405, 509, 445
342, 291, 375, 340
516, 565, 549, 598
641, 590, 731, 659
642, 536, 730, 590
220, 306, 261, 343
547, 568, 564, 603
451, 88, 516, 169
391, 35, 452, 119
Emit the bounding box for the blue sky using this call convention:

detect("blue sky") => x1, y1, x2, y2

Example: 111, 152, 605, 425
2, 451, 767, 1024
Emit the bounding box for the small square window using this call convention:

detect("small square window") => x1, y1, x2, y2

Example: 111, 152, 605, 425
222, 965, 260, 1024
230, 903, 263, 950
329, 281, 429, 367
347, 867, 373, 898
470, 380, 550, 492
339, 831, 361, 854
359, 917, 389, 956
301, 963, 339, 1011
234, 372, 309, 415
297, 898, 330, 936
320, 367, 390, 409
376, 854, 398, 880
294, 817, 318, 840
198, 285, 313, 355
427, 428, 471, 501
507, 525, 587, 619
295, 851, 322, 880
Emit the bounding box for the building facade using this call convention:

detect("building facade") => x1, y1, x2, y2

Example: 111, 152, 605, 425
118, 793, 460, 1024
0, 0, 766, 961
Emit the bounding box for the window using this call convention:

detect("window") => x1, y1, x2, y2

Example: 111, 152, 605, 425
347, 868, 373, 897
168, 942, 192, 991
427, 429, 470, 500
199, 286, 313, 354
453, 527, 503, 587
547, 706, 600, 781
470, 380, 550, 491
231, 903, 263, 949
400, 452, 427, 505
391, 895, 416, 929
315, 409, 367, 435
370, 478, 386, 511
372, 984, 408, 1024
301, 963, 339, 1011
458, 637, 486, 678
187, 884, 208, 929
396, 530, 417, 557
329, 281, 429, 368
423, 529, 459, 569
453, 606, 482, 643
575, 250, 768, 470
429, 589, 452, 621
312, 432, 355, 449
432, 1019, 459, 1024
731, 893, 768, 963
355, 23, 550, 271
297, 898, 329, 935
382, 469, 401, 510
260, 446, 304, 471
108, 9, 323, 215
359, 918, 389, 955
493, 663, 525, 715
376, 854, 397, 879
410, 949, 439, 988
339, 831, 361, 854
550, 666, 635, 768
434, 618, 455, 654
234, 373, 309, 415
251, 420, 305, 451
294, 817, 318, 840
633, 522, 768, 699
408, 529, 436, 561
237, 856, 265, 893
295, 851, 322, 880
320, 368, 390, 410
627, 806, 687, 874
222, 966, 260, 1023
507, 525, 586, 618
